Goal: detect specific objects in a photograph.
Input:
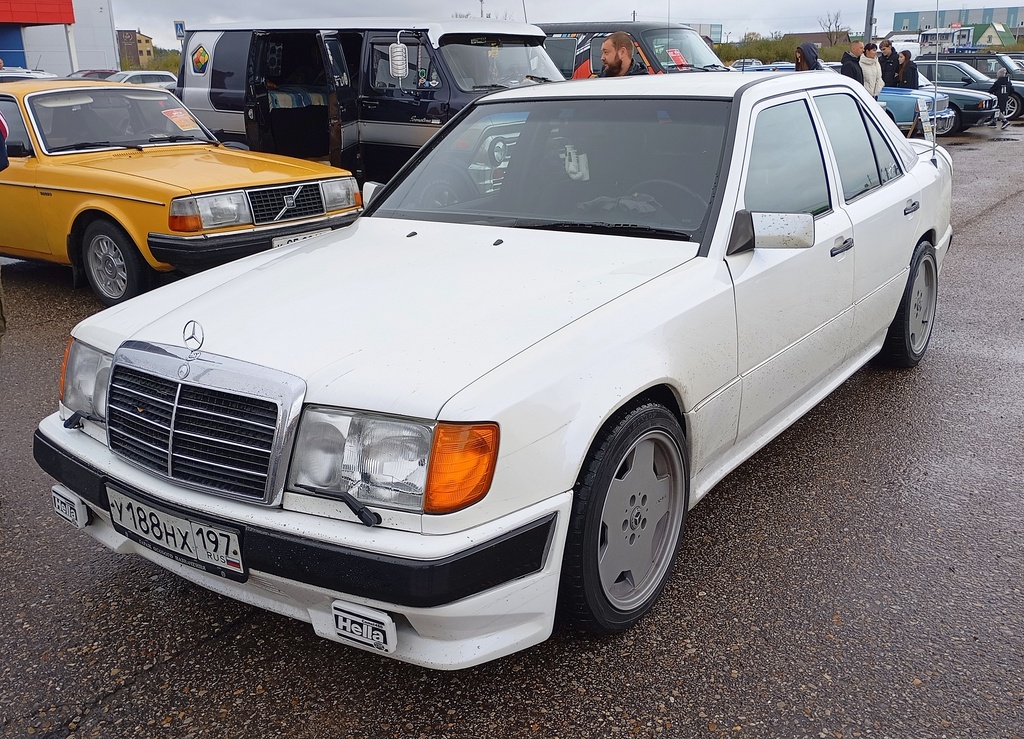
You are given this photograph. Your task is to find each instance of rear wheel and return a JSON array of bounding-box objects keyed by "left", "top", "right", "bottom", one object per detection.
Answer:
[
  {"left": 81, "top": 220, "right": 149, "bottom": 306},
  {"left": 559, "top": 403, "right": 689, "bottom": 633},
  {"left": 877, "top": 240, "right": 938, "bottom": 367}
]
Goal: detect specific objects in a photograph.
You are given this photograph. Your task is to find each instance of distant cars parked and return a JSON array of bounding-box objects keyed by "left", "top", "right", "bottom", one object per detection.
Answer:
[
  {"left": 937, "top": 52, "right": 1024, "bottom": 118},
  {"left": 67, "top": 69, "right": 119, "bottom": 80},
  {"left": 918, "top": 59, "right": 1018, "bottom": 120},
  {"left": 0, "top": 66, "right": 58, "bottom": 83},
  {"left": 0, "top": 80, "right": 361, "bottom": 305},
  {"left": 106, "top": 70, "right": 178, "bottom": 90},
  {"left": 916, "top": 70, "right": 997, "bottom": 133},
  {"left": 730, "top": 58, "right": 764, "bottom": 69}
]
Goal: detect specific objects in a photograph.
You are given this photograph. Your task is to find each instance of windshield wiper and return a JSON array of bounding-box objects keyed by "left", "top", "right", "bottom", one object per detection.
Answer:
[
  {"left": 148, "top": 134, "right": 208, "bottom": 143},
  {"left": 513, "top": 220, "right": 691, "bottom": 240},
  {"left": 524, "top": 74, "right": 554, "bottom": 83},
  {"left": 48, "top": 140, "right": 144, "bottom": 153},
  {"left": 472, "top": 83, "right": 509, "bottom": 90},
  {"left": 698, "top": 63, "right": 731, "bottom": 71}
]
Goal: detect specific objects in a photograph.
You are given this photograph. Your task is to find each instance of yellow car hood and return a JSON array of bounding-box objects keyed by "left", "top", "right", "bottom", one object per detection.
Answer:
[{"left": 69, "top": 144, "right": 339, "bottom": 193}]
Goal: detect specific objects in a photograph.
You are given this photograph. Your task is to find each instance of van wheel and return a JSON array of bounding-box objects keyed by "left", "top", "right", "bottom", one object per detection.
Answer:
[
  {"left": 81, "top": 220, "right": 150, "bottom": 306},
  {"left": 559, "top": 403, "right": 689, "bottom": 633}
]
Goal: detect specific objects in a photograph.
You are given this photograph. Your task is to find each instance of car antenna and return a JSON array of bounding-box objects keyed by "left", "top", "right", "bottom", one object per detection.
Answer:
[{"left": 931, "top": 0, "right": 939, "bottom": 166}]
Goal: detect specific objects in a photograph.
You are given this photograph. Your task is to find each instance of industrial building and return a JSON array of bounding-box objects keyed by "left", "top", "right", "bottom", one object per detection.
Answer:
[{"left": 0, "top": 0, "right": 118, "bottom": 75}]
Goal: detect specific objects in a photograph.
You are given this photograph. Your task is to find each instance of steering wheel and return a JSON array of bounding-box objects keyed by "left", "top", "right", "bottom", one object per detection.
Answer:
[
  {"left": 415, "top": 164, "right": 477, "bottom": 208},
  {"left": 627, "top": 179, "right": 708, "bottom": 221}
]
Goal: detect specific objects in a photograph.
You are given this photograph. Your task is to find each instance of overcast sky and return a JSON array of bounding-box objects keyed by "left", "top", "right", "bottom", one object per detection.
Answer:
[{"left": 114, "top": 1, "right": 967, "bottom": 49}]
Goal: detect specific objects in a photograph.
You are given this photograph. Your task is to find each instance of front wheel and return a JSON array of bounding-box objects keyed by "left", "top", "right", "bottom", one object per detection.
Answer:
[
  {"left": 877, "top": 241, "right": 938, "bottom": 367},
  {"left": 942, "top": 105, "right": 962, "bottom": 136},
  {"left": 559, "top": 403, "right": 689, "bottom": 633},
  {"left": 1005, "top": 93, "right": 1022, "bottom": 121},
  {"left": 81, "top": 220, "right": 150, "bottom": 306}
]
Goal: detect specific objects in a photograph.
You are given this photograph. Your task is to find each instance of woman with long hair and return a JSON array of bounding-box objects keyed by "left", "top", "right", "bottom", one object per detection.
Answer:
[{"left": 897, "top": 50, "right": 919, "bottom": 89}]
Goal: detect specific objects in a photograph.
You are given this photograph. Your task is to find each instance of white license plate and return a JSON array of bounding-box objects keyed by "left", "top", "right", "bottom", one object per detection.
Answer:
[
  {"left": 107, "top": 487, "right": 245, "bottom": 579},
  {"left": 332, "top": 601, "right": 398, "bottom": 654},
  {"left": 272, "top": 228, "right": 330, "bottom": 248},
  {"left": 53, "top": 486, "right": 89, "bottom": 529}
]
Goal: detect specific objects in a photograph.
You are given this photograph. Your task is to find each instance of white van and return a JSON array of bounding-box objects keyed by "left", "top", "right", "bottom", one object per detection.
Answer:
[{"left": 178, "top": 18, "right": 562, "bottom": 182}]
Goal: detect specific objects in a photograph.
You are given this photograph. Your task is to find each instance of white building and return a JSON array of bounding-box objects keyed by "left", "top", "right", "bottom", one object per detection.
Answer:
[{"left": 3, "top": 0, "right": 118, "bottom": 76}]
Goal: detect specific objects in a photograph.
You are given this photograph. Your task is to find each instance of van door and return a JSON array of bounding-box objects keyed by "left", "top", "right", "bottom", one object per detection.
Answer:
[
  {"left": 244, "top": 31, "right": 274, "bottom": 153},
  {"left": 359, "top": 35, "right": 451, "bottom": 183},
  {"left": 321, "top": 31, "right": 357, "bottom": 171}
]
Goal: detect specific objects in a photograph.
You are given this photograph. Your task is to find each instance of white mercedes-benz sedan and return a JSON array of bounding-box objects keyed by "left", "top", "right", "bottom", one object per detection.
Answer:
[{"left": 35, "top": 72, "right": 953, "bottom": 670}]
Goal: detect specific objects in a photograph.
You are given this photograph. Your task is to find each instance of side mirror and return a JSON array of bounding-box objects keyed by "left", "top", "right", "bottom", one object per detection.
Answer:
[
  {"left": 362, "top": 180, "right": 382, "bottom": 206},
  {"left": 5, "top": 139, "right": 32, "bottom": 157},
  {"left": 751, "top": 211, "right": 815, "bottom": 248},
  {"left": 962, "top": 76, "right": 973, "bottom": 84},
  {"left": 389, "top": 42, "right": 410, "bottom": 80}
]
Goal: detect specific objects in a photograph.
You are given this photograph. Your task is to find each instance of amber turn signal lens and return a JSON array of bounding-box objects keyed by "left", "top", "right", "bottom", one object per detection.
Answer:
[
  {"left": 168, "top": 213, "right": 203, "bottom": 232},
  {"left": 59, "top": 337, "right": 73, "bottom": 402},
  {"left": 424, "top": 423, "right": 499, "bottom": 514}
]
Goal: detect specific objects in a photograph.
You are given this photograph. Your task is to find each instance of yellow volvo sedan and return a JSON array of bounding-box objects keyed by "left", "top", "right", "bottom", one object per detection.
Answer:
[{"left": 0, "top": 80, "right": 361, "bottom": 305}]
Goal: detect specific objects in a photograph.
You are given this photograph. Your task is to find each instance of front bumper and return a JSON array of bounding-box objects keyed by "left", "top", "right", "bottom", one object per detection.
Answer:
[
  {"left": 148, "top": 211, "right": 358, "bottom": 272},
  {"left": 34, "top": 415, "right": 571, "bottom": 669}
]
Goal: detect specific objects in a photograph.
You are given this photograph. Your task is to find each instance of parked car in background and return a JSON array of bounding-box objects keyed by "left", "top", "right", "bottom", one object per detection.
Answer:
[
  {"left": 916, "top": 71, "right": 997, "bottom": 133},
  {"left": 106, "top": 69, "right": 178, "bottom": 90},
  {"left": 0, "top": 80, "right": 361, "bottom": 305},
  {"left": 918, "top": 59, "right": 1016, "bottom": 119},
  {"left": 541, "top": 21, "right": 729, "bottom": 78},
  {"left": 735, "top": 62, "right": 795, "bottom": 72},
  {"left": 67, "top": 69, "right": 119, "bottom": 79},
  {"left": 34, "top": 72, "right": 951, "bottom": 670},
  {"left": 730, "top": 57, "right": 764, "bottom": 69},
  {"left": 0, "top": 66, "right": 58, "bottom": 83},
  {"left": 937, "top": 52, "right": 1024, "bottom": 118}
]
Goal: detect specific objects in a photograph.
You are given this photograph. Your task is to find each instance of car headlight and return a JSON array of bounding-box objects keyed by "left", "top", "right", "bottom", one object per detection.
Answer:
[
  {"left": 60, "top": 339, "right": 113, "bottom": 423},
  {"left": 287, "top": 407, "right": 498, "bottom": 514},
  {"left": 169, "top": 192, "right": 253, "bottom": 232},
  {"left": 321, "top": 177, "right": 361, "bottom": 212}
]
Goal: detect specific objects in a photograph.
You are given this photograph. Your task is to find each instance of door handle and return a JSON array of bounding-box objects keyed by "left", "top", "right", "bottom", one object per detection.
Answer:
[
  {"left": 830, "top": 237, "right": 854, "bottom": 257},
  {"left": 904, "top": 200, "right": 920, "bottom": 215},
  {"left": 362, "top": 99, "right": 379, "bottom": 109}
]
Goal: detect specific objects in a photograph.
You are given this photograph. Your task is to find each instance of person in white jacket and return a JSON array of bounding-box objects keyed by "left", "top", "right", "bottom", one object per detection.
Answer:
[{"left": 860, "top": 43, "right": 884, "bottom": 98}]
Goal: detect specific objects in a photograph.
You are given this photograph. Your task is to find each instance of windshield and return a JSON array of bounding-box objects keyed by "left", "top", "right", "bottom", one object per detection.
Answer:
[
  {"left": 29, "top": 87, "right": 216, "bottom": 153},
  {"left": 371, "top": 98, "right": 731, "bottom": 242},
  {"left": 641, "top": 28, "right": 724, "bottom": 71},
  {"left": 438, "top": 35, "right": 564, "bottom": 91}
]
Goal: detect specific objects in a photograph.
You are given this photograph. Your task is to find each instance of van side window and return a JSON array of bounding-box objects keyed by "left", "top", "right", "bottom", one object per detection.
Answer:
[
  {"left": 211, "top": 31, "right": 250, "bottom": 112},
  {"left": 369, "top": 42, "right": 442, "bottom": 90}
]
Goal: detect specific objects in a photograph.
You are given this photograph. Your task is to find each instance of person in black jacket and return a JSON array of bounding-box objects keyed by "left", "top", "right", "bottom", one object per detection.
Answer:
[
  {"left": 840, "top": 40, "right": 865, "bottom": 84},
  {"left": 988, "top": 68, "right": 1013, "bottom": 129},
  {"left": 897, "top": 50, "right": 919, "bottom": 89},
  {"left": 598, "top": 32, "right": 648, "bottom": 77},
  {"left": 878, "top": 39, "right": 899, "bottom": 87}
]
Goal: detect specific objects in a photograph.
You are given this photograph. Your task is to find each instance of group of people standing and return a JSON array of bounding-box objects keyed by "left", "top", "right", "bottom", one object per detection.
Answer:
[
  {"left": 798, "top": 38, "right": 1013, "bottom": 129},
  {"left": 836, "top": 39, "right": 918, "bottom": 95}
]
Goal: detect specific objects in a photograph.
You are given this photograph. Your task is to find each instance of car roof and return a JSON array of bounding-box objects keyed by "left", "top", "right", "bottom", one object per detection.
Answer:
[
  {"left": 0, "top": 79, "right": 174, "bottom": 96},
  {"left": 188, "top": 17, "right": 546, "bottom": 44},
  {"left": 478, "top": 69, "right": 862, "bottom": 103},
  {"left": 539, "top": 21, "right": 697, "bottom": 33}
]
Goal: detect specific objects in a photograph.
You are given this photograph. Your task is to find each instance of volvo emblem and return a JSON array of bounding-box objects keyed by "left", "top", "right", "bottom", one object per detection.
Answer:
[
  {"left": 183, "top": 320, "right": 205, "bottom": 352},
  {"left": 283, "top": 194, "right": 296, "bottom": 208},
  {"left": 178, "top": 364, "right": 190, "bottom": 379}
]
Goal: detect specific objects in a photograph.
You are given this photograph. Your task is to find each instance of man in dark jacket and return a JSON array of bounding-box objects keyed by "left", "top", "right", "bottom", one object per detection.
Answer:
[
  {"left": 988, "top": 68, "right": 1014, "bottom": 129},
  {"left": 840, "top": 40, "right": 865, "bottom": 84},
  {"left": 598, "top": 32, "right": 648, "bottom": 77},
  {"left": 878, "top": 39, "right": 899, "bottom": 87}
]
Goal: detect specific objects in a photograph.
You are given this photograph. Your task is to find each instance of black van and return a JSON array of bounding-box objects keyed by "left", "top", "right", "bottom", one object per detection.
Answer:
[
  {"left": 540, "top": 21, "right": 726, "bottom": 79},
  {"left": 178, "top": 18, "right": 563, "bottom": 182}
]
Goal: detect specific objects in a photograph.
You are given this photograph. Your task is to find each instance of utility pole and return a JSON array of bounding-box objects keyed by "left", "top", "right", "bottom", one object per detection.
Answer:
[
  {"left": 863, "top": 0, "right": 875, "bottom": 42},
  {"left": 632, "top": 10, "right": 636, "bottom": 22}
]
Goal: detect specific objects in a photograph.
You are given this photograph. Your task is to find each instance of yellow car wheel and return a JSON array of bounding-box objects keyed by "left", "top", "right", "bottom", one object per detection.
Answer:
[{"left": 81, "top": 220, "right": 149, "bottom": 307}]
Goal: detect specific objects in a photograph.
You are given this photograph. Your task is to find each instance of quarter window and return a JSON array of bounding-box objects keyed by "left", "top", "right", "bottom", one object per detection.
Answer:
[{"left": 744, "top": 100, "right": 830, "bottom": 215}]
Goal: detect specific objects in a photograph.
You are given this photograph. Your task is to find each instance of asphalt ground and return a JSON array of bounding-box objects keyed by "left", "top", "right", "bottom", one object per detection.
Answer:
[{"left": 1, "top": 125, "right": 1022, "bottom": 738}]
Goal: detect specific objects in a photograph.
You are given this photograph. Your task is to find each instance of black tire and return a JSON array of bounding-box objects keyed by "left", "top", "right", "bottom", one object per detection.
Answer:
[
  {"left": 1006, "top": 93, "right": 1022, "bottom": 121},
  {"left": 81, "top": 220, "right": 150, "bottom": 307},
  {"left": 559, "top": 402, "right": 689, "bottom": 634},
  {"left": 877, "top": 241, "right": 938, "bottom": 368}
]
